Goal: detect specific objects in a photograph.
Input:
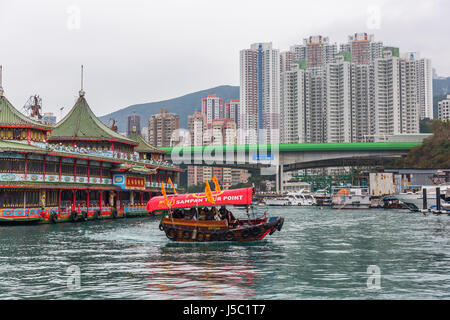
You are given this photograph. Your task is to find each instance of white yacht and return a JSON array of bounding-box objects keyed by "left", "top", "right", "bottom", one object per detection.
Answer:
[
  {"left": 286, "top": 191, "right": 317, "bottom": 206},
  {"left": 263, "top": 197, "right": 290, "bottom": 206}
]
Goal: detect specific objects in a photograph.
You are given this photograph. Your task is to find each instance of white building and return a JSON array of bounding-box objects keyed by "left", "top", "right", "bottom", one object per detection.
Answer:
[
  {"left": 351, "top": 64, "right": 374, "bottom": 142},
  {"left": 372, "top": 50, "right": 420, "bottom": 141},
  {"left": 280, "top": 51, "right": 295, "bottom": 73},
  {"left": 373, "top": 50, "right": 403, "bottom": 139},
  {"left": 305, "top": 67, "right": 327, "bottom": 143},
  {"left": 304, "top": 35, "right": 337, "bottom": 67},
  {"left": 340, "top": 33, "right": 383, "bottom": 65},
  {"left": 201, "top": 94, "right": 223, "bottom": 124},
  {"left": 280, "top": 63, "right": 306, "bottom": 143},
  {"left": 225, "top": 99, "right": 240, "bottom": 127},
  {"left": 239, "top": 42, "right": 280, "bottom": 144},
  {"left": 438, "top": 95, "right": 450, "bottom": 121},
  {"left": 401, "top": 52, "right": 433, "bottom": 120},
  {"left": 325, "top": 55, "right": 353, "bottom": 143}
]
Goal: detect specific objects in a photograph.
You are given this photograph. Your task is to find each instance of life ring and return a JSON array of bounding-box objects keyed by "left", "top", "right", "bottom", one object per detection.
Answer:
[
  {"left": 196, "top": 232, "right": 206, "bottom": 242},
  {"left": 182, "top": 230, "right": 192, "bottom": 240},
  {"left": 159, "top": 223, "right": 165, "bottom": 231},
  {"left": 225, "top": 231, "right": 234, "bottom": 241},
  {"left": 112, "top": 209, "right": 117, "bottom": 219},
  {"left": 94, "top": 210, "right": 101, "bottom": 220},
  {"left": 209, "top": 232, "right": 219, "bottom": 241},
  {"left": 50, "top": 212, "right": 58, "bottom": 224},
  {"left": 166, "top": 228, "right": 177, "bottom": 240},
  {"left": 70, "top": 211, "right": 78, "bottom": 222},
  {"left": 82, "top": 211, "right": 88, "bottom": 221},
  {"left": 241, "top": 229, "right": 250, "bottom": 239}
]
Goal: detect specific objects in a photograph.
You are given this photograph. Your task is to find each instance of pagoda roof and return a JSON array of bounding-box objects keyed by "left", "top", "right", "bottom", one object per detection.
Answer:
[
  {"left": 0, "top": 96, "right": 52, "bottom": 131},
  {"left": 48, "top": 95, "right": 137, "bottom": 146},
  {"left": 128, "top": 131, "right": 167, "bottom": 154}
]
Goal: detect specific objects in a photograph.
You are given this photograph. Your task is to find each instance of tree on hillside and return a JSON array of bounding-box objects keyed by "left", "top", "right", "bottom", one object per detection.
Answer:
[
  {"left": 419, "top": 118, "right": 433, "bottom": 133},
  {"left": 404, "top": 120, "right": 450, "bottom": 168}
]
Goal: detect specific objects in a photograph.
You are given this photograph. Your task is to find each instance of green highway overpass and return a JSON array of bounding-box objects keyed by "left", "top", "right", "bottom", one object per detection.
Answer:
[{"left": 162, "top": 142, "right": 420, "bottom": 171}]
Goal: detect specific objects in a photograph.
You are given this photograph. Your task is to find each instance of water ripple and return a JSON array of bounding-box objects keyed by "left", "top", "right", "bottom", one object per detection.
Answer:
[{"left": 1, "top": 208, "right": 450, "bottom": 299}]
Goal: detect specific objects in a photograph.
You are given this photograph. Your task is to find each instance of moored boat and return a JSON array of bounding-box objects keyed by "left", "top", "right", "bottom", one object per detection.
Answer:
[
  {"left": 147, "top": 187, "right": 284, "bottom": 242},
  {"left": 332, "top": 186, "right": 371, "bottom": 209}
]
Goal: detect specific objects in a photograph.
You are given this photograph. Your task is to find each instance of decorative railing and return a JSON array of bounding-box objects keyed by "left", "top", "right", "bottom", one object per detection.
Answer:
[{"left": 6, "top": 139, "right": 177, "bottom": 169}]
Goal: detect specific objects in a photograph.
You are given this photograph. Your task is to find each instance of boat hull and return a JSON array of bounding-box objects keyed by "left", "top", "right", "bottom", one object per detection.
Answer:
[{"left": 160, "top": 216, "right": 284, "bottom": 242}]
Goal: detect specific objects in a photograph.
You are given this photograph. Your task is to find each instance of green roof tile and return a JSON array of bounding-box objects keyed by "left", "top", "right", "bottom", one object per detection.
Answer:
[
  {"left": 48, "top": 95, "right": 137, "bottom": 145},
  {"left": 128, "top": 131, "right": 167, "bottom": 154},
  {"left": 0, "top": 96, "right": 52, "bottom": 130}
]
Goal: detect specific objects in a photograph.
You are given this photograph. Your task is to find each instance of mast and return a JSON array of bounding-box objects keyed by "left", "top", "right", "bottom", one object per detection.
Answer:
[
  {"left": 0, "top": 65, "right": 4, "bottom": 97},
  {"left": 79, "top": 65, "right": 85, "bottom": 97}
]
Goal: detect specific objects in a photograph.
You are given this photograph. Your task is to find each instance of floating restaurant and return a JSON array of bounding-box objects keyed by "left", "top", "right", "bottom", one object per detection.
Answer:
[{"left": 0, "top": 67, "right": 182, "bottom": 224}]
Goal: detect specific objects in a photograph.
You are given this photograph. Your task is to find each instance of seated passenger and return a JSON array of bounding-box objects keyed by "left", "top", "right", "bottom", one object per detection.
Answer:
[
  {"left": 219, "top": 206, "right": 227, "bottom": 220},
  {"left": 227, "top": 210, "right": 237, "bottom": 224},
  {"left": 173, "top": 209, "right": 184, "bottom": 219},
  {"left": 206, "top": 207, "right": 217, "bottom": 221},
  {"left": 198, "top": 208, "right": 206, "bottom": 220}
]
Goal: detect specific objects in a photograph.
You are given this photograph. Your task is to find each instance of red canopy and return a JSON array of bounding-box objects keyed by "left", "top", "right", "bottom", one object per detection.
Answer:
[{"left": 146, "top": 187, "right": 254, "bottom": 212}]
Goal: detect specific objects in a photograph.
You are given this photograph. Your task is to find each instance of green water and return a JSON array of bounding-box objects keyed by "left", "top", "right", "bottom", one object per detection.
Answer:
[{"left": 1, "top": 207, "right": 450, "bottom": 299}]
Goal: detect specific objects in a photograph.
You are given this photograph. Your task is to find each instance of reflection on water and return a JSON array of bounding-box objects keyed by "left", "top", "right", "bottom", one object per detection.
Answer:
[{"left": 1, "top": 208, "right": 450, "bottom": 299}]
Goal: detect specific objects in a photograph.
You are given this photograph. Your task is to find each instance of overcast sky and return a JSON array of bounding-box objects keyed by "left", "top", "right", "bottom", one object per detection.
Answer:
[{"left": 0, "top": 0, "right": 448, "bottom": 119}]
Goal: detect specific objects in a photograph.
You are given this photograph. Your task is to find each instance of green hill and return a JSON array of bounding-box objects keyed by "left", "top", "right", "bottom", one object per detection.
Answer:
[
  {"left": 404, "top": 120, "right": 450, "bottom": 168},
  {"left": 99, "top": 85, "right": 239, "bottom": 133}
]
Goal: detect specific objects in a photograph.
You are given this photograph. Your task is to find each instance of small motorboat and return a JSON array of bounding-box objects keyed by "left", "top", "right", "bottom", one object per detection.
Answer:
[{"left": 147, "top": 186, "right": 284, "bottom": 242}]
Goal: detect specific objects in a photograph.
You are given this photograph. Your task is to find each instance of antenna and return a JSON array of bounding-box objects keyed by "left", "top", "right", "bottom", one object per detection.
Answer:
[
  {"left": 79, "top": 65, "right": 85, "bottom": 97},
  {"left": 0, "top": 65, "right": 4, "bottom": 97}
]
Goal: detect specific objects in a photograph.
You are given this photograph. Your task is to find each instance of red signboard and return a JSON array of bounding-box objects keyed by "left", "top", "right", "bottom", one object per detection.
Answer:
[
  {"left": 146, "top": 187, "right": 254, "bottom": 212},
  {"left": 126, "top": 176, "right": 145, "bottom": 190}
]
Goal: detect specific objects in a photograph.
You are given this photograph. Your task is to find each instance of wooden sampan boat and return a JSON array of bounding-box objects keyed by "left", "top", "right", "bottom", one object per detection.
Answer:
[{"left": 147, "top": 187, "right": 284, "bottom": 242}]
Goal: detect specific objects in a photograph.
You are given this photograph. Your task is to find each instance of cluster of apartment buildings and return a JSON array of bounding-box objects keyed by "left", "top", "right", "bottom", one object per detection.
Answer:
[
  {"left": 239, "top": 33, "right": 434, "bottom": 144},
  {"left": 125, "top": 95, "right": 250, "bottom": 189},
  {"left": 186, "top": 95, "right": 250, "bottom": 189}
]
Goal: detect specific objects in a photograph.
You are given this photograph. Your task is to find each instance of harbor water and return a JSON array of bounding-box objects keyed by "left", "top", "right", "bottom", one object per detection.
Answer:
[{"left": 1, "top": 206, "right": 450, "bottom": 299}]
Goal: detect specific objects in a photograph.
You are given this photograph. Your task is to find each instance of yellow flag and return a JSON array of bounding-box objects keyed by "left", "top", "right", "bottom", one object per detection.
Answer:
[
  {"left": 205, "top": 180, "right": 215, "bottom": 205},
  {"left": 168, "top": 177, "right": 177, "bottom": 195},
  {"left": 212, "top": 175, "right": 221, "bottom": 192},
  {"left": 161, "top": 182, "right": 170, "bottom": 208}
]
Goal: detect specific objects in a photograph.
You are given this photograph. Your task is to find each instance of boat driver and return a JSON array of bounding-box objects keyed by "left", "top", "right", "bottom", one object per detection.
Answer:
[{"left": 219, "top": 206, "right": 228, "bottom": 220}]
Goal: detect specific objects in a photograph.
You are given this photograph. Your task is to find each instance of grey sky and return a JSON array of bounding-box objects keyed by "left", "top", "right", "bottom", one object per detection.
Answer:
[{"left": 0, "top": 0, "right": 448, "bottom": 120}]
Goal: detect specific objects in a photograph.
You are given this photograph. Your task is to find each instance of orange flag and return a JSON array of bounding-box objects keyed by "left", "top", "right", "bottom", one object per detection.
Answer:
[
  {"left": 168, "top": 177, "right": 177, "bottom": 195},
  {"left": 205, "top": 180, "right": 215, "bottom": 205},
  {"left": 212, "top": 175, "right": 221, "bottom": 192},
  {"left": 161, "top": 182, "right": 170, "bottom": 208}
]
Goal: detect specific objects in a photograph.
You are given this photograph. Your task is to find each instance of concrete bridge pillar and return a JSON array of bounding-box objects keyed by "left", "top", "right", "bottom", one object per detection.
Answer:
[{"left": 276, "top": 164, "right": 284, "bottom": 194}]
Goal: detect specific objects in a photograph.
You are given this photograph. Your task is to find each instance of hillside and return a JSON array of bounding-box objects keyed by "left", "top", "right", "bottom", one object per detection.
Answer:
[
  {"left": 99, "top": 85, "right": 239, "bottom": 133},
  {"left": 404, "top": 120, "right": 450, "bottom": 168}
]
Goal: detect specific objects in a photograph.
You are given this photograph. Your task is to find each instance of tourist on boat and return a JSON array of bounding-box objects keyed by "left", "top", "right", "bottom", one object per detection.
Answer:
[
  {"left": 173, "top": 209, "right": 184, "bottom": 219},
  {"left": 185, "top": 208, "right": 197, "bottom": 220},
  {"left": 206, "top": 207, "right": 217, "bottom": 220},
  {"left": 227, "top": 210, "right": 237, "bottom": 225},
  {"left": 198, "top": 208, "right": 206, "bottom": 220},
  {"left": 219, "top": 206, "right": 228, "bottom": 219}
]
